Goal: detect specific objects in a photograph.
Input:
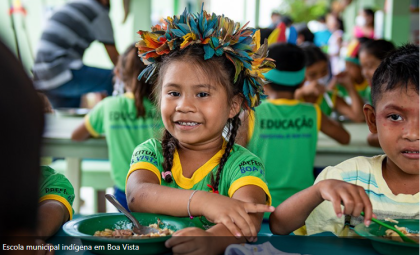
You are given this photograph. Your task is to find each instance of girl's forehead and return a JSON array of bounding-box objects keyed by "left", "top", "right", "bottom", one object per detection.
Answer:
[{"left": 162, "top": 61, "right": 219, "bottom": 88}]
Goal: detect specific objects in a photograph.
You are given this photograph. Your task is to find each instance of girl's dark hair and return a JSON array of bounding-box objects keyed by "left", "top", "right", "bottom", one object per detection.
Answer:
[
  {"left": 363, "top": 8, "right": 375, "bottom": 26},
  {"left": 300, "top": 43, "right": 328, "bottom": 67},
  {"left": 296, "top": 24, "right": 314, "bottom": 43},
  {"left": 118, "top": 44, "right": 153, "bottom": 118},
  {"left": 371, "top": 44, "right": 419, "bottom": 106},
  {"left": 266, "top": 43, "right": 306, "bottom": 90},
  {"left": 156, "top": 45, "right": 244, "bottom": 191},
  {"left": 359, "top": 39, "right": 395, "bottom": 61}
]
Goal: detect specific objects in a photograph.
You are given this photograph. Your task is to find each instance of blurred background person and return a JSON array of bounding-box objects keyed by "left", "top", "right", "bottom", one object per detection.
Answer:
[
  {"left": 326, "top": 13, "right": 345, "bottom": 75},
  {"left": 353, "top": 8, "right": 376, "bottom": 39}
]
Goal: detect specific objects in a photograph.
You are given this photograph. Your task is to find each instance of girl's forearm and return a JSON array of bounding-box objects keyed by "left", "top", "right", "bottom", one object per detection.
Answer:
[
  {"left": 269, "top": 184, "right": 323, "bottom": 235},
  {"left": 347, "top": 87, "right": 365, "bottom": 122},
  {"left": 127, "top": 183, "right": 208, "bottom": 217}
]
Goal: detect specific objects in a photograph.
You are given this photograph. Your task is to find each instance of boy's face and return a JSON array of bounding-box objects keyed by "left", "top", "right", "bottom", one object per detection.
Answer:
[
  {"left": 345, "top": 61, "right": 364, "bottom": 83},
  {"left": 364, "top": 85, "right": 419, "bottom": 174}
]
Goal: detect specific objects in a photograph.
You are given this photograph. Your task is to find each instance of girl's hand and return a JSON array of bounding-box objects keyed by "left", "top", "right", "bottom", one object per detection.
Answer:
[
  {"left": 194, "top": 192, "right": 274, "bottom": 242},
  {"left": 165, "top": 227, "right": 219, "bottom": 255},
  {"left": 334, "top": 72, "right": 354, "bottom": 91},
  {"left": 315, "top": 179, "right": 373, "bottom": 226},
  {"left": 301, "top": 81, "right": 326, "bottom": 97}
]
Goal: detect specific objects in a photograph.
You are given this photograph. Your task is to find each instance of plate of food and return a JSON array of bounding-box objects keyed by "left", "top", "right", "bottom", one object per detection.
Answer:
[
  {"left": 354, "top": 218, "right": 419, "bottom": 255},
  {"left": 63, "top": 213, "right": 196, "bottom": 255}
]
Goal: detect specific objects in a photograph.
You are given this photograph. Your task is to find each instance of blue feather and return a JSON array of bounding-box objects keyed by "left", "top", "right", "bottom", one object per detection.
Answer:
[
  {"left": 171, "top": 29, "right": 186, "bottom": 37},
  {"left": 211, "top": 37, "right": 219, "bottom": 48},
  {"left": 203, "top": 28, "right": 214, "bottom": 38},
  {"left": 204, "top": 45, "right": 215, "bottom": 60},
  {"left": 177, "top": 23, "right": 190, "bottom": 34},
  {"left": 215, "top": 47, "right": 223, "bottom": 56},
  {"left": 189, "top": 16, "right": 201, "bottom": 39}
]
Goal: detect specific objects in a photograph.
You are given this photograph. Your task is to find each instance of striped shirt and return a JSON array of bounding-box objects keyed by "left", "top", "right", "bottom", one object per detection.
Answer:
[
  {"left": 32, "top": 0, "right": 115, "bottom": 90},
  {"left": 305, "top": 155, "right": 419, "bottom": 236}
]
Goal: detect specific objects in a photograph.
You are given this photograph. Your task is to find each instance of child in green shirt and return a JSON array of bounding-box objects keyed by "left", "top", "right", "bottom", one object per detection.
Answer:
[
  {"left": 72, "top": 45, "right": 161, "bottom": 210},
  {"left": 126, "top": 6, "right": 275, "bottom": 254},
  {"left": 238, "top": 43, "right": 350, "bottom": 213}
]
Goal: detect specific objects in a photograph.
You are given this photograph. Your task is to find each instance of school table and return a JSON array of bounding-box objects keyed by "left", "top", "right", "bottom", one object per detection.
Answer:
[
  {"left": 41, "top": 114, "right": 383, "bottom": 213},
  {"left": 47, "top": 217, "right": 380, "bottom": 255}
]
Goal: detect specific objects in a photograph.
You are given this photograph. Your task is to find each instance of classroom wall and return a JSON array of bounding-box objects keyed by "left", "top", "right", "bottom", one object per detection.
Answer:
[{"left": 0, "top": 0, "right": 152, "bottom": 76}]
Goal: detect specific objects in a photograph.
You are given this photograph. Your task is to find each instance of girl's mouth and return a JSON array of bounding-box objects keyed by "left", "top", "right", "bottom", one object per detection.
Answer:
[
  {"left": 402, "top": 151, "right": 419, "bottom": 159},
  {"left": 176, "top": 121, "right": 199, "bottom": 126}
]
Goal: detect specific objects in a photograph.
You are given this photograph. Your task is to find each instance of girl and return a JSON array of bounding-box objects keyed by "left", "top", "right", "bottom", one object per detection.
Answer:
[
  {"left": 295, "top": 44, "right": 365, "bottom": 122},
  {"left": 71, "top": 44, "right": 160, "bottom": 210},
  {"left": 326, "top": 13, "right": 344, "bottom": 75},
  {"left": 353, "top": 8, "right": 375, "bottom": 39},
  {"left": 359, "top": 39, "right": 395, "bottom": 147},
  {"left": 126, "top": 6, "right": 274, "bottom": 255}
]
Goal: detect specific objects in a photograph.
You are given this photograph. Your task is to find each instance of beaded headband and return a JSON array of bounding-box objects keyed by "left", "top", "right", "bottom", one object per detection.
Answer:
[{"left": 135, "top": 4, "right": 275, "bottom": 110}]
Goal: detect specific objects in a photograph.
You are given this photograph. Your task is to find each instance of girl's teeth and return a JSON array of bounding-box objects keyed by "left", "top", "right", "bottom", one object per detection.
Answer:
[
  {"left": 179, "top": 122, "right": 197, "bottom": 126},
  {"left": 404, "top": 151, "right": 419, "bottom": 153}
]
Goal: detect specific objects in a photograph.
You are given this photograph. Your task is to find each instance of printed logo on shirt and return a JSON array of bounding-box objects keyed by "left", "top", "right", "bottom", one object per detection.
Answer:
[
  {"left": 239, "top": 160, "right": 264, "bottom": 175},
  {"left": 131, "top": 150, "right": 158, "bottom": 166},
  {"left": 110, "top": 111, "right": 156, "bottom": 121},
  {"left": 260, "top": 116, "right": 314, "bottom": 130},
  {"left": 45, "top": 188, "right": 68, "bottom": 194}
]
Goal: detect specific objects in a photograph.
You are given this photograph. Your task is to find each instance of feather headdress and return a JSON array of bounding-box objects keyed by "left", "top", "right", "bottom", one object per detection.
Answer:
[{"left": 136, "top": 3, "right": 275, "bottom": 110}]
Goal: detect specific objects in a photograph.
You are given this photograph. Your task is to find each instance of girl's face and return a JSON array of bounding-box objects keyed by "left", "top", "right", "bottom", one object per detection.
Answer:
[
  {"left": 345, "top": 61, "right": 364, "bottom": 83},
  {"left": 359, "top": 50, "right": 381, "bottom": 85},
  {"left": 305, "top": 60, "right": 328, "bottom": 82},
  {"left": 160, "top": 61, "right": 239, "bottom": 146}
]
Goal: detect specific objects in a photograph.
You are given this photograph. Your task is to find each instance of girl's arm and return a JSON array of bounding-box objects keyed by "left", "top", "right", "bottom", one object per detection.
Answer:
[
  {"left": 165, "top": 185, "right": 267, "bottom": 255},
  {"left": 126, "top": 170, "right": 273, "bottom": 239},
  {"left": 269, "top": 179, "right": 373, "bottom": 235},
  {"left": 320, "top": 112, "right": 350, "bottom": 144},
  {"left": 71, "top": 122, "right": 91, "bottom": 141},
  {"left": 335, "top": 95, "right": 365, "bottom": 123}
]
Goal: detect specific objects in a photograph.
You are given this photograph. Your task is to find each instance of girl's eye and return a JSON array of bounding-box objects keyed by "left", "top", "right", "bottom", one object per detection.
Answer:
[
  {"left": 197, "top": 92, "right": 209, "bottom": 97},
  {"left": 388, "top": 114, "right": 402, "bottom": 121},
  {"left": 168, "top": 91, "right": 180, "bottom": 97}
]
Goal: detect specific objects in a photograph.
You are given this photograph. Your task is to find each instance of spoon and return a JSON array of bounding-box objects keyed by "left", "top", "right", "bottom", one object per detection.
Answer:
[
  {"left": 360, "top": 212, "right": 417, "bottom": 244},
  {"left": 105, "top": 194, "right": 159, "bottom": 235}
]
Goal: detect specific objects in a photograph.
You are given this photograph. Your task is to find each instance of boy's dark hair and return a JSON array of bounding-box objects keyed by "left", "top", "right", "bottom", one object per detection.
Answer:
[
  {"left": 119, "top": 44, "right": 153, "bottom": 118},
  {"left": 300, "top": 43, "right": 328, "bottom": 67},
  {"left": 359, "top": 39, "right": 395, "bottom": 61},
  {"left": 266, "top": 43, "right": 306, "bottom": 92},
  {"left": 371, "top": 44, "right": 419, "bottom": 106},
  {"left": 156, "top": 45, "right": 244, "bottom": 192}
]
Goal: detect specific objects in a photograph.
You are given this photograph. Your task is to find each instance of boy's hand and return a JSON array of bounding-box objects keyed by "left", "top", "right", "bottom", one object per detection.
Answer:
[
  {"left": 315, "top": 179, "right": 373, "bottom": 227},
  {"left": 193, "top": 192, "right": 274, "bottom": 242},
  {"left": 165, "top": 227, "right": 217, "bottom": 255}
]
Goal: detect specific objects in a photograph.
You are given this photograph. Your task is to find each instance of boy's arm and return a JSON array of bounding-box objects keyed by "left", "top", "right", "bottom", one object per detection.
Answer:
[
  {"left": 36, "top": 200, "right": 70, "bottom": 239},
  {"left": 320, "top": 112, "right": 350, "bottom": 144},
  {"left": 71, "top": 122, "right": 91, "bottom": 141}
]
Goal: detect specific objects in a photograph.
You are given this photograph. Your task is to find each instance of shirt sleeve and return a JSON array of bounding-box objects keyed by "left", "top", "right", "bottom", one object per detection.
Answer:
[
  {"left": 226, "top": 149, "right": 272, "bottom": 205},
  {"left": 305, "top": 166, "right": 348, "bottom": 236},
  {"left": 84, "top": 100, "right": 105, "bottom": 137},
  {"left": 39, "top": 166, "right": 75, "bottom": 220},
  {"left": 92, "top": 12, "right": 115, "bottom": 44},
  {"left": 126, "top": 139, "right": 163, "bottom": 186}
]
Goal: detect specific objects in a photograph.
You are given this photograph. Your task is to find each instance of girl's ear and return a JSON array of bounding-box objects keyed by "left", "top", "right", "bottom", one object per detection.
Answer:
[
  {"left": 363, "top": 104, "right": 377, "bottom": 134},
  {"left": 229, "top": 95, "right": 243, "bottom": 118}
]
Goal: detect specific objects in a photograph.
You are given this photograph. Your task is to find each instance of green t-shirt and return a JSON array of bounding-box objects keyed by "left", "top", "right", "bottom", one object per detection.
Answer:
[
  {"left": 39, "top": 166, "right": 75, "bottom": 220},
  {"left": 247, "top": 99, "right": 320, "bottom": 213},
  {"left": 127, "top": 138, "right": 271, "bottom": 205},
  {"left": 316, "top": 90, "right": 338, "bottom": 117},
  {"left": 337, "top": 79, "right": 371, "bottom": 104},
  {"left": 85, "top": 93, "right": 161, "bottom": 191}
]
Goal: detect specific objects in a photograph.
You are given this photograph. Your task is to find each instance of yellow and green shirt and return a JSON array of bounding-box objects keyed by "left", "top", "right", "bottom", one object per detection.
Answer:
[
  {"left": 247, "top": 99, "right": 321, "bottom": 215},
  {"left": 39, "top": 166, "right": 75, "bottom": 220},
  {"left": 306, "top": 155, "right": 419, "bottom": 236},
  {"left": 85, "top": 93, "right": 161, "bottom": 191},
  {"left": 127, "top": 138, "right": 271, "bottom": 205},
  {"left": 337, "top": 79, "right": 371, "bottom": 104}
]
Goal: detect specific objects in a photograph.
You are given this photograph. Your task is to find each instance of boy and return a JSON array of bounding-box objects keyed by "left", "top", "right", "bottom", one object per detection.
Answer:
[
  {"left": 269, "top": 44, "right": 419, "bottom": 236},
  {"left": 237, "top": 43, "right": 350, "bottom": 215}
]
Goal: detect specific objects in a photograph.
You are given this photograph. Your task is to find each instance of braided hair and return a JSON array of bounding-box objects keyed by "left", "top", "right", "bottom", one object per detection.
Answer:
[{"left": 155, "top": 45, "right": 245, "bottom": 190}]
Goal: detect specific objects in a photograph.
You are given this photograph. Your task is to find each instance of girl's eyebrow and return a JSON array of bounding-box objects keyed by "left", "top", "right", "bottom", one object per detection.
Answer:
[{"left": 163, "top": 83, "right": 215, "bottom": 90}]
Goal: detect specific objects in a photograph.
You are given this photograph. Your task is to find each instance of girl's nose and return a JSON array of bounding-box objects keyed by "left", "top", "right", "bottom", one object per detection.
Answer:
[{"left": 175, "top": 96, "right": 196, "bottom": 113}]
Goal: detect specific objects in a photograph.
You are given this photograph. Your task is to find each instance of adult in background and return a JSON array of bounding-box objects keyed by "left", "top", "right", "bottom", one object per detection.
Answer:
[
  {"left": 32, "top": 0, "right": 119, "bottom": 108},
  {"left": 353, "top": 8, "right": 375, "bottom": 39}
]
